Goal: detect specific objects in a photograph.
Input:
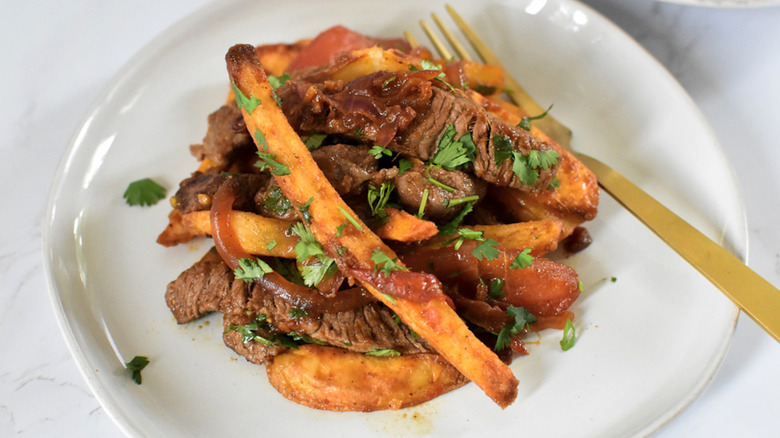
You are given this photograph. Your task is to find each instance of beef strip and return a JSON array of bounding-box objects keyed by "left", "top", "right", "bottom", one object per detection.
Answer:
[
  {"left": 277, "top": 70, "right": 559, "bottom": 191},
  {"left": 394, "top": 161, "right": 486, "bottom": 222},
  {"left": 189, "top": 103, "right": 254, "bottom": 168},
  {"left": 171, "top": 171, "right": 270, "bottom": 214},
  {"left": 222, "top": 313, "right": 290, "bottom": 365},
  {"left": 165, "top": 248, "right": 434, "bottom": 357},
  {"left": 310, "top": 144, "right": 378, "bottom": 195}
]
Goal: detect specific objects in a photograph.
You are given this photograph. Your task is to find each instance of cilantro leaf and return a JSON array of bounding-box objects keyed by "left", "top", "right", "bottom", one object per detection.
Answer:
[
  {"left": 337, "top": 206, "right": 363, "bottom": 231},
  {"left": 527, "top": 150, "right": 560, "bottom": 170},
  {"left": 511, "top": 153, "right": 539, "bottom": 185},
  {"left": 509, "top": 248, "right": 534, "bottom": 270},
  {"left": 231, "top": 80, "right": 261, "bottom": 114},
  {"left": 397, "top": 159, "right": 413, "bottom": 175},
  {"left": 290, "top": 222, "right": 325, "bottom": 262},
  {"left": 301, "top": 256, "right": 337, "bottom": 287},
  {"left": 262, "top": 185, "right": 292, "bottom": 216},
  {"left": 123, "top": 178, "right": 166, "bottom": 206},
  {"left": 125, "top": 355, "right": 150, "bottom": 385},
  {"left": 431, "top": 124, "right": 476, "bottom": 170},
  {"left": 267, "top": 73, "right": 291, "bottom": 89},
  {"left": 472, "top": 238, "right": 499, "bottom": 261},
  {"left": 488, "top": 278, "right": 506, "bottom": 298},
  {"left": 299, "top": 197, "right": 314, "bottom": 223},
  {"left": 560, "top": 318, "right": 576, "bottom": 351},
  {"left": 289, "top": 308, "right": 309, "bottom": 319},
  {"left": 371, "top": 248, "right": 408, "bottom": 276},
  {"left": 494, "top": 306, "right": 537, "bottom": 351},
  {"left": 417, "top": 188, "right": 429, "bottom": 219},
  {"left": 369, "top": 145, "right": 393, "bottom": 159},
  {"left": 517, "top": 104, "right": 553, "bottom": 131},
  {"left": 367, "top": 182, "right": 395, "bottom": 219},
  {"left": 234, "top": 258, "right": 273, "bottom": 282},
  {"left": 253, "top": 130, "right": 290, "bottom": 175},
  {"left": 304, "top": 133, "right": 327, "bottom": 151},
  {"left": 492, "top": 134, "right": 514, "bottom": 165},
  {"left": 438, "top": 201, "right": 474, "bottom": 236}
]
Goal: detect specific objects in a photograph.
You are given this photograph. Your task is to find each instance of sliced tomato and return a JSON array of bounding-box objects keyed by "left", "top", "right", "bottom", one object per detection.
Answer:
[{"left": 286, "top": 25, "right": 410, "bottom": 72}]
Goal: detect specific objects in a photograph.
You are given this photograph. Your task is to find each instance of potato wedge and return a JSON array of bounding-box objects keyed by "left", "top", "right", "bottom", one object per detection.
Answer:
[
  {"left": 226, "top": 44, "right": 518, "bottom": 408},
  {"left": 267, "top": 345, "right": 467, "bottom": 411},
  {"left": 420, "top": 219, "right": 564, "bottom": 256},
  {"left": 374, "top": 208, "right": 439, "bottom": 242},
  {"left": 178, "top": 210, "right": 298, "bottom": 258}
]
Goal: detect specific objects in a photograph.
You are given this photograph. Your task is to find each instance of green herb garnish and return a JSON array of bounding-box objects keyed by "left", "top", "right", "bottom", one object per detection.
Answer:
[
  {"left": 371, "top": 249, "right": 408, "bottom": 276},
  {"left": 365, "top": 349, "right": 401, "bottom": 357},
  {"left": 337, "top": 206, "right": 363, "bottom": 231},
  {"left": 125, "top": 355, "right": 150, "bottom": 385},
  {"left": 560, "top": 318, "right": 576, "bottom": 351},
  {"left": 367, "top": 181, "right": 395, "bottom": 219},
  {"left": 234, "top": 258, "right": 273, "bottom": 282},
  {"left": 253, "top": 130, "right": 290, "bottom": 176},
  {"left": 231, "top": 80, "right": 262, "bottom": 114},
  {"left": 123, "top": 178, "right": 166, "bottom": 206},
  {"left": 509, "top": 248, "right": 534, "bottom": 270},
  {"left": 304, "top": 133, "right": 327, "bottom": 151},
  {"left": 518, "top": 104, "right": 553, "bottom": 131},
  {"left": 369, "top": 145, "right": 393, "bottom": 159},
  {"left": 494, "top": 306, "right": 537, "bottom": 351},
  {"left": 430, "top": 124, "right": 476, "bottom": 170}
]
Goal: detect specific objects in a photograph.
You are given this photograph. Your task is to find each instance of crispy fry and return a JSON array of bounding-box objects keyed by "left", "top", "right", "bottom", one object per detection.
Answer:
[
  {"left": 467, "top": 91, "right": 599, "bottom": 236},
  {"left": 374, "top": 208, "right": 439, "bottom": 242},
  {"left": 226, "top": 44, "right": 518, "bottom": 407},
  {"left": 157, "top": 209, "right": 198, "bottom": 247},
  {"left": 421, "top": 219, "right": 564, "bottom": 256},
  {"left": 255, "top": 39, "right": 311, "bottom": 77},
  {"left": 179, "top": 210, "right": 298, "bottom": 258},
  {"left": 267, "top": 345, "right": 467, "bottom": 412}
]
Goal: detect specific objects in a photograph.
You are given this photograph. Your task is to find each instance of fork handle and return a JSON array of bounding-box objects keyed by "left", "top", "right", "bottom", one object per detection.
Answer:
[{"left": 575, "top": 152, "right": 780, "bottom": 343}]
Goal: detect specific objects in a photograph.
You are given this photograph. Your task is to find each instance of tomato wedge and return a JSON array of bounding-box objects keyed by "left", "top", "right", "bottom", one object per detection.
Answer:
[{"left": 286, "top": 25, "right": 410, "bottom": 72}]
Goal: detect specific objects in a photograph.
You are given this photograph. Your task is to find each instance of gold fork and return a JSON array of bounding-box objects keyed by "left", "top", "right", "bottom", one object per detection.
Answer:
[{"left": 409, "top": 5, "right": 780, "bottom": 344}]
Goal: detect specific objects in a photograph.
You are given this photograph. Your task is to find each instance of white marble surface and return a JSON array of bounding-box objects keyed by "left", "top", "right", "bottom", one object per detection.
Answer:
[{"left": 1, "top": 0, "right": 778, "bottom": 436}]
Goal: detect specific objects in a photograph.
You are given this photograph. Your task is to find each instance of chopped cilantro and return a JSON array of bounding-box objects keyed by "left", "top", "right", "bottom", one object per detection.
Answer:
[
  {"left": 494, "top": 306, "right": 537, "bottom": 351},
  {"left": 442, "top": 227, "right": 485, "bottom": 250},
  {"left": 472, "top": 238, "right": 499, "bottom": 261},
  {"left": 266, "top": 240, "right": 277, "bottom": 251},
  {"left": 365, "top": 349, "right": 401, "bottom": 357},
  {"left": 380, "top": 292, "right": 397, "bottom": 304},
  {"left": 560, "top": 318, "right": 576, "bottom": 351},
  {"left": 488, "top": 278, "right": 506, "bottom": 298},
  {"left": 225, "top": 314, "right": 298, "bottom": 349},
  {"left": 299, "top": 197, "right": 314, "bottom": 223},
  {"left": 427, "top": 175, "right": 456, "bottom": 192},
  {"left": 382, "top": 75, "right": 397, "bottom": 87},
  {"left": 268, "top": 73, "right": 291, "bottom": 89},
  {"left": 125, "top": 355, "right": 150, "bottom": 385},
  {"left": 411, "top": 60, "right": 456, "bottom": 91},
  {"left": 234, "top": 258, "right": 273, "bottom": 282},
  {"left": 301, "top": 256, "right": 337, "bottom": 287},
  {"left": 397, "top": 159, "right": 413, "bottom": 175},
  {"left": 528, "top": 149, "right": 560, "bottom": 170},
  {"left": 491, "top": 134, "right": 560, "bottom": 186},
  {"left": 367, "top": 182, "right": 395, "bottom": 219},
  {"left": 430, "top": 124, "right": 476, "bottom": 170},
  {"left": 337, "top": 206, "right": 363, "bottom": 231},
  {"left": 369, "top": 145, "right": 393, "bottom": 159},
  {"left": 335, "top": 223, "right": 346, "bottom": 237},
  {"left": 438, "top": 201, "right": 474, "bottom": 236},
  {"left": 289, "top": 308, "right": 309, "bottom": 319},
  {"left": 371, "top": 249, "right": 407, "bottom": 276},
  {"left": 417, "top": 188, "right": 429, "bottom": 219},
  {"left": 547, "top": 176, "right": 561, "bottom": 190},
  {"left": 445, "top": 195, "right": 480, "bottom": 208},
  {"left": 262, "top": 185, "right": 292, "bottom": 216},
  {"left": 253, "top": 130, "right": 290, "bottom": 175},
  {"left": 509, "top": 248, "right": 534, "bottom": 270},
  {"left": 304, "top": 133, "right": 327, "bottom": 151},
  {"left": 290, "top": 222, "right": 325, "bottom": 262},
  {"left": 123, "top": 178, "right": 166, "bottom": 206},
  {"left": 231, "top": 80, "right": 262, "bottom": 114},
  {"left": 288, "top": 331, "right": 328, "bottom": 345},
  {"left": 517, "top": 104, "right": 553, "bottom": 131},
  {"left": 273, "top": 258, "right": 306, "bottom": 286}
]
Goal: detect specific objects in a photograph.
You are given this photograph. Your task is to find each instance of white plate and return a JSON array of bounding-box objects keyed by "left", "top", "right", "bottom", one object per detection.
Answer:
[{"left": 43, "top": 0, "right": 745, "bottom": 436}]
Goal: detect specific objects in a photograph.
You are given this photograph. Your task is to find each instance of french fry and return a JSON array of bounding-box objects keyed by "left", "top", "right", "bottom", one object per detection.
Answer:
[
  {"left": 420, "top": 219, "right": 564, "bottom": 256},
  {"left": 255, "top": 39, "right": 311, "bottom": 77},
  {"left": 374, "top": 208, "right": 439, "bottom": 242},
  {"left": 179, "top": 210, "right": 298, "bottom": 258},
  {"left": 226, "top": 44, "right": 518, "bottom": 408},
  {"left": 266, "top": 345, "right": 467, "bottom": 412}
]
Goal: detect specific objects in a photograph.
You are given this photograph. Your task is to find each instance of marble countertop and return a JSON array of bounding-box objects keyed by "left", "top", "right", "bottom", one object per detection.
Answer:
[{"left": 2, "top": 0, "right": 778, "bottom": 436}]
